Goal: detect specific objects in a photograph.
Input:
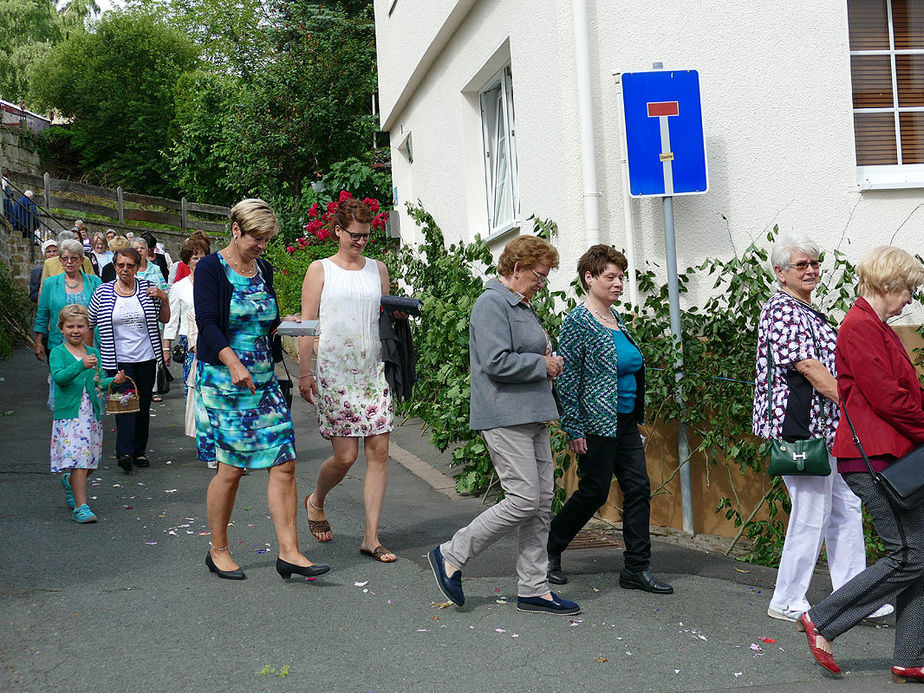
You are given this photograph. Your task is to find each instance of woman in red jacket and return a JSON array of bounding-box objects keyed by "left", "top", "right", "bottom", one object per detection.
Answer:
[{"left": 797, "top": 246, "right": 924, "bottom": 682}]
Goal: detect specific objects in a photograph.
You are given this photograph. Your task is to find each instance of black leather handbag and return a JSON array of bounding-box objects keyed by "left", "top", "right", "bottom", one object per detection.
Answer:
[{"left": 841, "top": 407, "right": 924, "bottom": 512}]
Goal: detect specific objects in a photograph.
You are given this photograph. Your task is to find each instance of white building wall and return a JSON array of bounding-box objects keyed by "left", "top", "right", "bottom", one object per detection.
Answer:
[{"left": 376, "top": 0, "right": 924, "bottom": 323}]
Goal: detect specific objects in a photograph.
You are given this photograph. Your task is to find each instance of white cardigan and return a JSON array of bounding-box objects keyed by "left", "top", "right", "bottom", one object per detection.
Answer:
[{"left": 164, "top": 276, "right": 194, "bottom": 341}]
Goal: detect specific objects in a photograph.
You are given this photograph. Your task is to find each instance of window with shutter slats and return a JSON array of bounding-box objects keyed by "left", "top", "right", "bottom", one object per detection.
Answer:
[{"left": 848, "top": 0, "right": 924, "bottom": 185}]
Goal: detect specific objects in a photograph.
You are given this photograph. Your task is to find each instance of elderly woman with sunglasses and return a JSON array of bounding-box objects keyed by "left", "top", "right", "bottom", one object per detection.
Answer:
[{"left": 753, "top": 232, "right": 891, "bottom": 624}]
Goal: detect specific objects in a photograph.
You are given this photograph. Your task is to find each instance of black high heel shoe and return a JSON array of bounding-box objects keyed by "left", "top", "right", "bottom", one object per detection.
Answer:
[
  {"left": 276, "top": 557, "right": 330, "bottom": 580},
  {"left": 205, "top": 552, "right": 246, "bottom": 580}
]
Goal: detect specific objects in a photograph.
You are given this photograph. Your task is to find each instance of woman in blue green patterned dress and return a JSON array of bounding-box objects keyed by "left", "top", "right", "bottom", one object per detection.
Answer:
[{"left": 194, "top": 198, "right": 329, "bottom": 581}]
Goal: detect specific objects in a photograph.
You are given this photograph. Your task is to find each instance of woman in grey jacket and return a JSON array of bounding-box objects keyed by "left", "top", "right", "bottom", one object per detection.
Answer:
[{"left": 428, "top": 235, "right": 580, "bottom": 615}]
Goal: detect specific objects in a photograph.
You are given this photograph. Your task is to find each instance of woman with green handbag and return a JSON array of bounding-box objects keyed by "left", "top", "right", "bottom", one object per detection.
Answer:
[{"left": 752, "top": 232, "right": 891, "bottom": 623}]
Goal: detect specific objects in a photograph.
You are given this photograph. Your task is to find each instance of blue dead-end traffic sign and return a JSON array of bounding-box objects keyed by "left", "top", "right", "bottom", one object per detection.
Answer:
[{"left": 622, "top": 70, "right": 708, "bottom": 197}]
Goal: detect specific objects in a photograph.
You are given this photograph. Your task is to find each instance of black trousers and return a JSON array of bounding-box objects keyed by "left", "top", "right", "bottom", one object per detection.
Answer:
[
  {"left": 107, "top": 359, "right": 156, "bottom": 459},
  {"left": 547, "top": 417, "right": 652, "bottom": 572}
]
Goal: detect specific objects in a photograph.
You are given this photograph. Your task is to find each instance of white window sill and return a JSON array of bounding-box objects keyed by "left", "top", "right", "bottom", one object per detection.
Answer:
[
  {"left": 857, "top": 165, "right": 924, "bottom": 190},
  {"left": 484, "top": 220, "right": 520, "bottom": 243}
]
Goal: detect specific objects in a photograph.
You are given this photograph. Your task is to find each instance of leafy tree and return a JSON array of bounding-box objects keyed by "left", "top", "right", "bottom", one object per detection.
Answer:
[
  {"left": 167, "top": 69, "right": 243, "bottom": 205},
  {"left": 29, "top": 9, "right": 198, "bottom": 194},
  {"left": 218, "top": 2, "right": 379, "bottom": 199},
  {"left": 129, "top": 0, "right": 267, "bottom": 78},
  {"left": 0, "top": 0, "right": 81, "bottom": 101}
]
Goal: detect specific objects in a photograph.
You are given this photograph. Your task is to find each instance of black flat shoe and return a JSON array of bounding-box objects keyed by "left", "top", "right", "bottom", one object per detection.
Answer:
[
  {"left": 276, "top": 557, "right": 330, "bottom": 580},
  {"left": 619, "top": 568, "right": 673, "bottom": 594},
  {"left": 133, "top": 455, "right": 150, "bottom": 468},
  {"left": 117, "top": 455, "right": 133, "bottom": 474},
  {"left": 547, "top": 552, "right": 568, "bottom": 585},
  {"left": 205, "top": 552, "right": 246, "bottom": 580}
]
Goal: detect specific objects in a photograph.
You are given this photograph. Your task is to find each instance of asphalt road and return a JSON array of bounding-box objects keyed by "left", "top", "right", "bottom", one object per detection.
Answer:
[{"left": 0, "top": 346, "right": 898, "bottom": 692}]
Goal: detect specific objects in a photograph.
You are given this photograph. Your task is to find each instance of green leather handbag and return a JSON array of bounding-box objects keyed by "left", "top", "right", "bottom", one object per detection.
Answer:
[
  {"left": 769, "top": 437, "right": 831, "bottom": 476},
  {"left": 765, "top": 333, "right": 831, "bottom": 477}
]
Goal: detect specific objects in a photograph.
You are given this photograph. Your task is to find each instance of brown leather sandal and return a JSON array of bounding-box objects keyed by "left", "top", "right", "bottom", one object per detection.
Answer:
[
  {"left": 360, "top": 546, "right": 397, "bottom": 563},
  {"left": 305, "top": 494, "right": 332, "bottom": 542}
]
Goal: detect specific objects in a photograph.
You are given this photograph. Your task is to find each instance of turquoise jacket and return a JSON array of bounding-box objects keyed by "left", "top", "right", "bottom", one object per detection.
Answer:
[
  {"left": 34, "top": 272, "right": 101, "bottom": 350},
  {"left": 557, "top": 304, "right": 646, "bottom": 440},
  {"left": 50, "top": 344, "right": 116, "bottom": 420}
]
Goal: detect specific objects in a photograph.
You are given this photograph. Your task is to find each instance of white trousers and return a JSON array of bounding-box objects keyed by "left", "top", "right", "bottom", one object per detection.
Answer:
[{"left": 769, "top": 454, "right": 866, "bottom": 612}]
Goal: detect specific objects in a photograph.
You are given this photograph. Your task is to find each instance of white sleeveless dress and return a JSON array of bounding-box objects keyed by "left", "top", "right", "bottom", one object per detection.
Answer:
[{"left": 316, "top": 257, "right": 393, "bottom": 438}]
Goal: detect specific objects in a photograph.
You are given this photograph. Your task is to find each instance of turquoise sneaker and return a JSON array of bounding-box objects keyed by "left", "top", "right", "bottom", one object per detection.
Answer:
[
  {"left": 61, "top": 473, "right": 75, "bottom": 509},
  {"left": 72, "top": 504, "right": 97, "bottom": 524}
]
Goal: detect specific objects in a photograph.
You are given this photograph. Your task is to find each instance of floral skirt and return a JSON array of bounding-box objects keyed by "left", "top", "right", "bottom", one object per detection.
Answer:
[
  {"left": 50, "top": 392, "right": 103, "bottom": 472},
  {"left": 316, "top": 360, "right": 394, "bottom": 439}
]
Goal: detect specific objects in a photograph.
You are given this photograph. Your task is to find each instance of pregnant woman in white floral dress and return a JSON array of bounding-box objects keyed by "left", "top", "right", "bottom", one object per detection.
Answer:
[{"left": 299, "top": 197, "right": 399, "bottom": 563}]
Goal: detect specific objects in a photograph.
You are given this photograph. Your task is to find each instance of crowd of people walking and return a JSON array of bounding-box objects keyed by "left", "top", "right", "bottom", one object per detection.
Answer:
[{"left": 27, "top": 197, "right": 924, "bottom": 682}]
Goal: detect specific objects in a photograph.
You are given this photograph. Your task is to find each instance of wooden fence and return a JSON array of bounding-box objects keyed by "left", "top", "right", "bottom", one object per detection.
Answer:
[{"left": 7, "top": 170, "right": 230, "bottom": 242}]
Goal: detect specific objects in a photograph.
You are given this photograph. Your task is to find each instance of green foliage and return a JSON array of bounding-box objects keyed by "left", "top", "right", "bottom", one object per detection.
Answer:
[
  {"left": 28, "top": 9, "right": 199, "bottom": 195},
  {"left": 131, "top": 0, "right": 266, "bottom": 78},
  {"left": 0, "top": 0, "right": 94, "bottom": 100},
  {"left": 0, "top": 263, "right": 34, "bottom": 360},
  {"left": 213, "top": 3, "right": 378, "bottom": 201},
  {"left": 167, "top": 70, "right": 243, "bottom": 206},
  {"left": 300, "top": 158, "right": 392, "bottom": 218},
  {"left": 389, "top": 204, "right": 494, "bottom": 494}
]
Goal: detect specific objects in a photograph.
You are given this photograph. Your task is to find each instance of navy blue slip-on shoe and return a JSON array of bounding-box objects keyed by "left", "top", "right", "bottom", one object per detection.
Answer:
[
  {"left": 428, "top": 546, "right": 464, "bottom": 607},
  {"left": 517, "top": 592, "right": 581, "bottom": 615}
]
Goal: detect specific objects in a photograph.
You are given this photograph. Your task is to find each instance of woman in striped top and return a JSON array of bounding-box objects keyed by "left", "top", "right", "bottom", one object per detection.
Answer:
[{"left": 88, "top": 247, "right": 169, "bottom": 474}]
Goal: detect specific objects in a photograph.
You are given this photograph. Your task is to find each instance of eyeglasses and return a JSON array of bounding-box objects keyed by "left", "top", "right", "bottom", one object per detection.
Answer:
[
  {"left": 115, "top": 262, "right": 137, "bottom": 269},
  {"left": 60, "top": 256, "right": 80, "bottom": 263},
  {"left": 337, "top": 225, "right": 370, "bottom": 243},
  {"left": 529, "top": 268, "right": 549, "bottom": 286},
  {"left": 784, "top": 260, "right": 821, "bottom": 271}
]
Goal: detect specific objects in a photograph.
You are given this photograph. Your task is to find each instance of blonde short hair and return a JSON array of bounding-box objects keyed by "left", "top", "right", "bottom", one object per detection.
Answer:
[
  {"left": 230, "top": 198, "right": 280, "bottom": 239},
  {"left": 496, "top": 236, "right": 560, "bottom": 277},
  {"left": 58, "top": 304, "right": 89, "bottom": 329},
  {"left": 109, "top": 235, "right": 130, "bottom": 251},
  {"left": 857, "top": 245, "right": 924, "bottom": 297}
]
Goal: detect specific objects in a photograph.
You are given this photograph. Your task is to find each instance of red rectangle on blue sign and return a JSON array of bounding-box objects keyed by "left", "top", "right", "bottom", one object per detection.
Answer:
[{"left": 647, "top": 101, "right": 679, "bottom": 117}]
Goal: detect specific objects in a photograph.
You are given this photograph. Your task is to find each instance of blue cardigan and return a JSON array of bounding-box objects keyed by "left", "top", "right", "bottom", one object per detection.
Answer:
[{"left": 193, "top": 253, "right": 282, "bottom": 366}]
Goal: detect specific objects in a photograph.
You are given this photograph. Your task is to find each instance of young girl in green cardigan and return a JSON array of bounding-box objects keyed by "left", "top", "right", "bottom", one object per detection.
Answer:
[{"left": 50, "top": 304, "right": 125, "bottom": 523}]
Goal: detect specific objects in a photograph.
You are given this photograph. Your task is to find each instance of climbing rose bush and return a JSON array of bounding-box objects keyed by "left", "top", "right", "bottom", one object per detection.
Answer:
[{"left": 286, "top": 190, "right": 387, "bottom": 253}]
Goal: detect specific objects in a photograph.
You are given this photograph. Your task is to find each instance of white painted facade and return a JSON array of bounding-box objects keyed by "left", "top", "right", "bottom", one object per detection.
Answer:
[{"left": 375, "top": 1, "right": 924, "bottom": 323}]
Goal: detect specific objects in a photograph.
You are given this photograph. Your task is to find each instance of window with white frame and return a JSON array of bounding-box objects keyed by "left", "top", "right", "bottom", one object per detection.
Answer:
[
  {"left": 848, "top": 0, "right": 924, "bottom": 187},
  {"left": 480, "top": 65, "right": 520, "bottom": 235}
]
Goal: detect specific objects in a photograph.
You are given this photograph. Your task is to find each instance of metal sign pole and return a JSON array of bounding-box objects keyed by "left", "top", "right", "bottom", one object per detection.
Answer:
[{"left": 662, "top": 195, "right": 694, "bottom": 536}]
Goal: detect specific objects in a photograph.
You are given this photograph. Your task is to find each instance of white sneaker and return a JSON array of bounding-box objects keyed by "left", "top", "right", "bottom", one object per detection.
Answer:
[
  {"left": 868, "top": 604, "right": 894, "bottom": 619},
  {"left": 767, "top": 605, "right": 804, "bottom": 622}
]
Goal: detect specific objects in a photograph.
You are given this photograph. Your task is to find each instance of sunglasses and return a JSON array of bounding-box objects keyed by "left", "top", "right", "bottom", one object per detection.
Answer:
[{"left": 784, "top": 260, "right": 820, "bottom": 271}]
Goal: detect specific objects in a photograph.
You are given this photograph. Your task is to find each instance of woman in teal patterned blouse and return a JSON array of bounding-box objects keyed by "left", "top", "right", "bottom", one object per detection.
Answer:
[{"left": 547, "top": 245, "right": 673, "bottom": 594}]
